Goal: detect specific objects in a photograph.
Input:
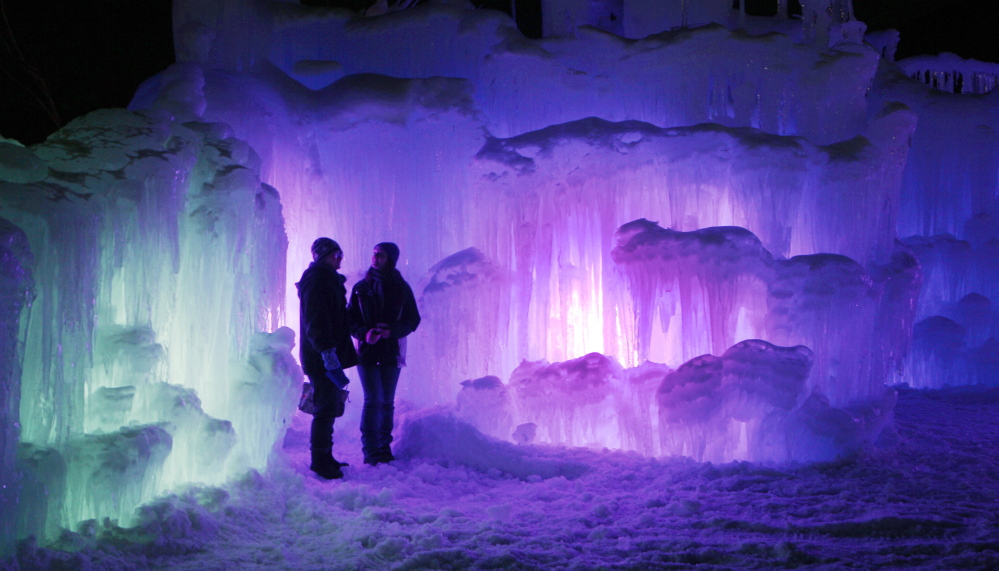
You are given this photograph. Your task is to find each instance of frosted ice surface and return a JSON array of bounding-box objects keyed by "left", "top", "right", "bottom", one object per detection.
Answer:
[
  {"left": 611, "top": 219, "right": 774, "bottom": 362},
  {"left": 898, "top": 52, "right": 999, "bottom": 95},
  {"left": 511, "top": 353, "right": 622, "bottom": 448},
  {"left": 619, "top": 361, "right": 674, "bottom": 456},
  {"left": 225, "top": 328, "right": 302, "bottom": 471},
  {"left": 131, "top": 28, "right": 915, "bottom": 389},
  {"left": 173, "top": 1, "right": 877, "bottom": 143},
  {"left": 864, "top": 28, "right": 899, "bottom": 61},
  {"left": 954, "top": 293, "right": 996, "bottom": 347},
  {"left": 907, "top": 316, "right": 970, "bottom": 388},
  {"left": 904, "top": 235, "right": 999, "bottom": 322},
  {"left": 410, "top": 248, "right": 511, "bottom": 406},
  {"left": 506, "top": 352, "right": 674, "bottom": 453},
  {"left": 658, "top": 339, "right": 890, "bottom": 463},
  {"left": 447, "top": 355, "right": 671, "bottom": 457},
  {"left": 870, "top": 62, "right": 999, "bottom": 243},
  {"left": 658, "top": 340, "right": 811, "bottom": 462},
  {"left": 0, "top": 218, "right": 32, "bottom": 557},
  {"left": 775, "top": 388, "right": 895, "bottom": 463},
  {"left": 902, "top": 294, "right": 999, "bottom": 389},
  {"left": 0, "top": 142, "right": 47, "bottom": 184},
  {"left": 612, "top": 220, "right": 920, "bottom": 405},
  {"left": 766, "top": 252, "right": 913, "bottom": 406},
  {"left": 1, "top": 106, "right": 289, "bottom": 541},
  {"left": 455, "top": 375, "right": 514, "bottom": 441},
  {"left": 63, "top": 425, "right": 172, "bottom": 528},
  {"left": 14, "top": 444, "right": 65, "bottom": 545}
]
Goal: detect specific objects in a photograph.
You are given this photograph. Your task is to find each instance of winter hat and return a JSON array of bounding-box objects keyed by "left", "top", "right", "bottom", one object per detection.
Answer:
[
  {"left": 375, "top": 242, "right": 400, "bottom": 268},
  {"left": 311, "top": 237, "right": 341, "bottom": 263}
]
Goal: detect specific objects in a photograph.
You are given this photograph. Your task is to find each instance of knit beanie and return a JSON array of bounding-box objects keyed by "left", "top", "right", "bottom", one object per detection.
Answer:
[
  {"left": 311, "top": 237, "right": 341, "bottom": 263},
  {"left": 375, "top": 242, "right": 400, "bottom": 268}
]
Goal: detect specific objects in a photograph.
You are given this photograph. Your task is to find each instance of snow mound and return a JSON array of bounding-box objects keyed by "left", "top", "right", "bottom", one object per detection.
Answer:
[{"left": 395, "top": 408, "right": 589, "bottom": 481}]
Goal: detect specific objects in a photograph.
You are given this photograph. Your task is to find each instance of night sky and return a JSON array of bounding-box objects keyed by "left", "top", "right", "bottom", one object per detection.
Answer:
[{"left": 0, "top": 0, "right": 995, "bottom": 146}]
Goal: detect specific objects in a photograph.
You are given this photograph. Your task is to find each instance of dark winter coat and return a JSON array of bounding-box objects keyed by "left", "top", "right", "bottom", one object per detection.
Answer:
[
  {"left": 297, "top": 261, "right": 358, "bottom": 376},
  {"left": 348, "top": 268, "right": 421, "bottom": 367}
]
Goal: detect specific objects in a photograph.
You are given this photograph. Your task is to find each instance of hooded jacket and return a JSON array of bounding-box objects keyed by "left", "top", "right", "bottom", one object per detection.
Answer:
[{"left": 297, "top": 261, "right": 358, "bottom": 376}]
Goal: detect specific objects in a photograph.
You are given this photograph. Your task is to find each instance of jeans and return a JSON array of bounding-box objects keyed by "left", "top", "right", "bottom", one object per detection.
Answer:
[
  {"left": 357, "top": 364, "right": 401, "bottom": 460},
  {"left": 309, "top": 368, "right": 349, "bottom": 451}
]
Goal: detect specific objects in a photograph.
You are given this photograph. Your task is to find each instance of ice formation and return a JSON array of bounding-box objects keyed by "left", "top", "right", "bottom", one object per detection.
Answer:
[
  {"left": 0, "top": 110, "right": 294, "bottom": 546},
  {"left": 2, "top": 0, "right": 998, "bottom": 556},
  {"left": 898, "top": 52, "right": 999, "bottom": 95},
  {"left": 656, "top": 339, "right": 894, "bottom": 463},
  {"left": 611, "top": 219, "right": 921, "bottom": 406}
]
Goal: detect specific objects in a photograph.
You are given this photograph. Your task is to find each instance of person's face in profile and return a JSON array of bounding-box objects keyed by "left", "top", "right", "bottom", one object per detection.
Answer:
[
  {"left": 372, "top": 246, "right": 389, "bottom": 270},
  {"left": 326, "top": 249, "right": 343, "bottom": 271}
]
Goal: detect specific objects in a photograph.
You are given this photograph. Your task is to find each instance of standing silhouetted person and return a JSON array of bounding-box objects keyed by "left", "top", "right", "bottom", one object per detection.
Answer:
[
  {"left": 349, "top": 242, "right": 420, "bottom": 465},
  {"left": 297, "top": 238, "right": 358, "bottom": 479}
]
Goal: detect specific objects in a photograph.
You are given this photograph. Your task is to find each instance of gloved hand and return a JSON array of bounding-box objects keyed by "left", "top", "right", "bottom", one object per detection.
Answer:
[
  {"left": 365, "top": 327, "right": 383, "bottom": 345},
  {"left": 326, "top": 368, "right": 349, "bottom": 390},
  {"left": 321, "top": 348, "right": 341, "bottom": 371}
]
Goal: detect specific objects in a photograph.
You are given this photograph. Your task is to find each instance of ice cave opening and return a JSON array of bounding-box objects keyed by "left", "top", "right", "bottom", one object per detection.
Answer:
[{"left": 2, "top": 0, "right": 999, "bottom": 559}]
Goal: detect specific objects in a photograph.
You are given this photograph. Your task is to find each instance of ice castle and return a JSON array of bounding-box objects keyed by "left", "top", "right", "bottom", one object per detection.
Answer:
[{"left": 2, "top": 0, "right": 997, "bottom": 554}]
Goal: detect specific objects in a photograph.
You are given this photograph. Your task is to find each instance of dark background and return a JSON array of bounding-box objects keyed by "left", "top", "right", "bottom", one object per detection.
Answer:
[{"left": 1, "top": 0, "right": 996, "bottom": 146}]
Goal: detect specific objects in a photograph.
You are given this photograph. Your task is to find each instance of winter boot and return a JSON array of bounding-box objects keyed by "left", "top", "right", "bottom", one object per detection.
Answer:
[
  {"left": 310, "top": 447, "right": 344, "bottom": 480},
  {"left": 378, "top": 447, "right": 395, "bottom": 463}
]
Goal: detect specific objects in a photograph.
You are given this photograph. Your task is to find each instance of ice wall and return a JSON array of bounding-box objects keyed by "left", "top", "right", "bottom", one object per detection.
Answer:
[
  {"left": 611, "top": 219, "right": 921, "bottom": 406},
  {"left": 450, "top": 352, "right": 668, "bottom": 454},
  {"left": 164, "top": 0, "right": 996, "bottom": 401},
  {"left": 867, "top": 57, "right": 999, "bottom": 388},
  {"left": 871, "top": 65, "right": 999, "bottom": 242},
  {"left": 413, "top": 249, "right": 512, "bottom": 404},
  {"left": 511, "top": 352, "right": 626, "bottom": 448},
  {"left": 175, "top": 1, "right": 877, "bottom": 144},
  {"left": 547, "top": 0, "right": 856, "bottom": 45},
  {"left": 123, "top": 0, "right": 930, "bottom": 417},
  {"left": 135, "top": 1, "right": 915, "bottom": 397},
  {"left": 0, "top": 214, "right": 33, "bottom": 558},
  {"left": 657, "top": 339, "right": 893, "bottom": 463},
  {"left": 132, "top": 55, "right": 916, "bottom": 405},
  {"left": 0, "top": 109, "right": 293, "bottom": 548},
  {"left": 899, "top": 53, "right": 999, "bottom": 95},
  {"left": 449, "top": 338, "right": 891, "bottom": 462}
]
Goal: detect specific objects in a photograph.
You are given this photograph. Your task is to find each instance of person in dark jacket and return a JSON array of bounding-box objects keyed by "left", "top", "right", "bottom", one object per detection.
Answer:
[
  {"left": 297, "top": 237, "right": 358, "bottom": 480},
  {"left": 348, "top": 242, "right": 421, "bottom": 465}
]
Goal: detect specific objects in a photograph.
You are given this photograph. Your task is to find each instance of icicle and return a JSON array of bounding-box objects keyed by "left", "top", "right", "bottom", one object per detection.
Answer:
[{"left": 0, "top": 218, "right": 33, "bottom": 558}]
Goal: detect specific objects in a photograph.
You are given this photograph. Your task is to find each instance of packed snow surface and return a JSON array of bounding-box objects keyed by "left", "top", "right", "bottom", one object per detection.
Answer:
[{"left": 10, "top": 386, "right": 999, "bottom": 570}]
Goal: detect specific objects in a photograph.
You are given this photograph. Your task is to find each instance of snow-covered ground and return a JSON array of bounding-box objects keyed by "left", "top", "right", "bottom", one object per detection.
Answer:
[{"left": 8, "top": 385, "right": 999, "bottom": 571}]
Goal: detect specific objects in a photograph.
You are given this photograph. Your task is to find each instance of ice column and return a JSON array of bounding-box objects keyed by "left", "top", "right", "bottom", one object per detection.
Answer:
[
  {"left": 410, "top": 248, "right": 512, "bottom": 405},
  {"left": 455, "top": 375, "right": 515, "bottom": 441},
  {"left": 0, "top": 217, "right": 33, "bottom": 558},
  {"left": 0, "top": 107, "right": 290, "bottom": 539},
  {"left": 618, "top": 361, "right": 673, "bottom": 456},
  {"left": 449, "top": 357, "right": 673, "bottom": 455},
  {"left": 870, "top": 63, "right": 999, "bottom": 241},
  {"left": 658, "top": 338, "right": 893, "bottom": 463},
  {"left": 510, "top": 353, "right": 628, "bottom": 449},
  {"left": 657, "top": 340, "right": 812, "bottom": 462},
  {"left": 612, "top": 220, "right": 921, "bottom": 406},
  {"left": 610, "top": 219, "right": 774, "bottom": 364}
]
